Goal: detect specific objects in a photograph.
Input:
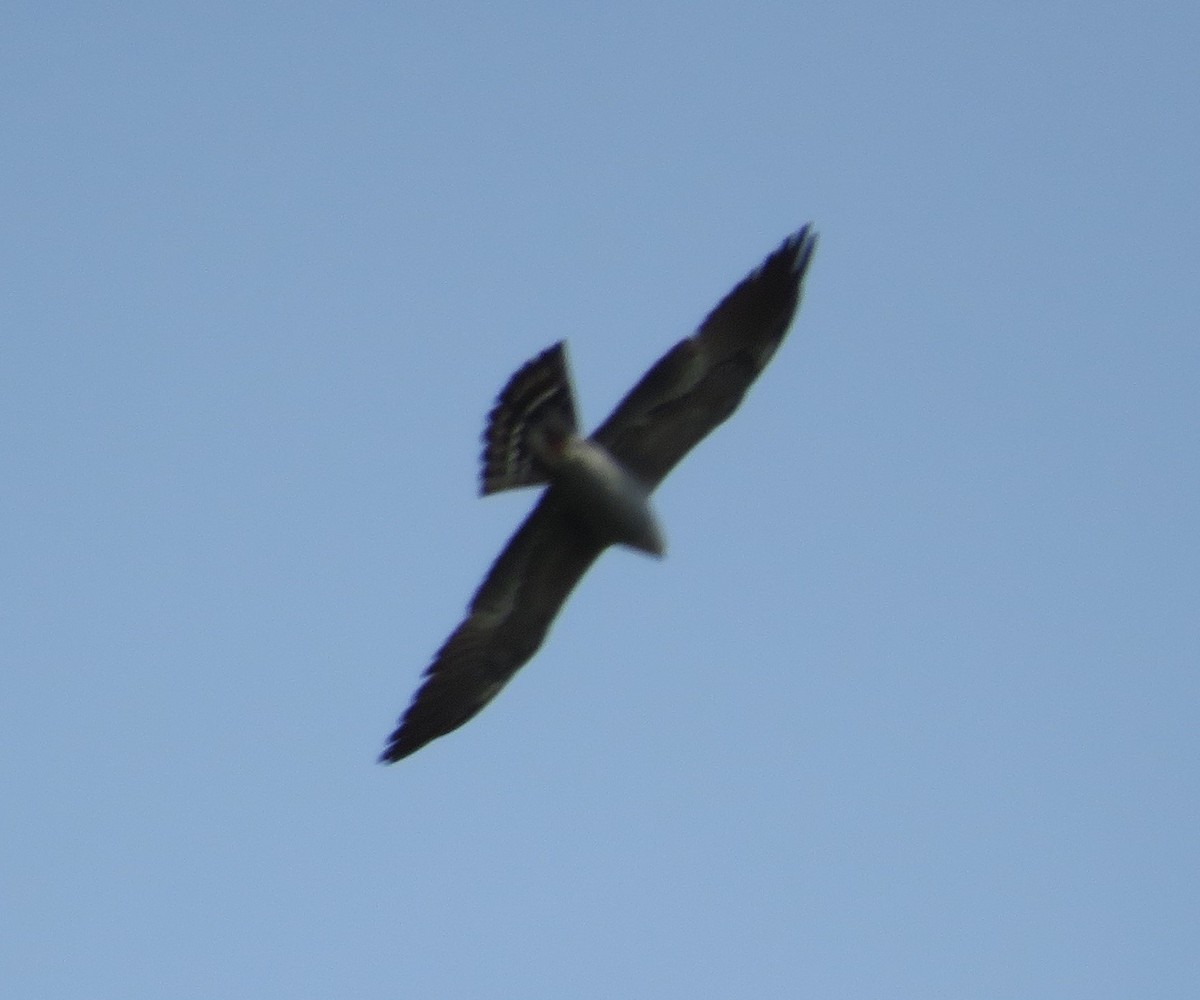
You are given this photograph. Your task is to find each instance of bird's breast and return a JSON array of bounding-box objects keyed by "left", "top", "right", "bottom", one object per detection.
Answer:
[{"left": 551, "top": 438, "right": 666, "bottom": 557}]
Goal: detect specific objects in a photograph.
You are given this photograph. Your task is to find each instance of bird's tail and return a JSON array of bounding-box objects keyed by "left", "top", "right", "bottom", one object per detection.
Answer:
[{"left": 479, "top": 341, "right": 579, "bottom": 495}]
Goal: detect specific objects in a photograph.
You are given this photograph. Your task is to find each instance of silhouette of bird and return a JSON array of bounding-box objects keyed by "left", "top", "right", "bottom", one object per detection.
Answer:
[{"left": 381, "top": 226, "right": 818, "bottom": 762}]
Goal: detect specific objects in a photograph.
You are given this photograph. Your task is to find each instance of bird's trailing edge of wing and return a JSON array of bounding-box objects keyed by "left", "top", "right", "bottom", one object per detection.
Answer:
[{"left": 480, "top": 341, "right": 580, "bottom": 495}]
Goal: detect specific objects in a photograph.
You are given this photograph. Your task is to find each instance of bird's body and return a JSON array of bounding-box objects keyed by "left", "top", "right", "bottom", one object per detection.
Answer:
[
  {"left": 381, "top": 227, "right": 817, "bottom": 762},
  {"left": 548, "top": 433, "right": 666, "bottom": 557}
]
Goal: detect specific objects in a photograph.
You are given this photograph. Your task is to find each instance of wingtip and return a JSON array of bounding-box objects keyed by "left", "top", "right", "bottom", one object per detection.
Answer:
[
  {"left": 784, "top": 223, "right": 818, "bottom": 275},
  {"left": 378, "top": 723, "right": 424, "bottom": 764},
  {"left": 377, "top": 744, "right": 406, "bottom": 765},
  {"left": 377, "top": 730, "right": 405, "bottom": 765},
  {"left": 748, "top": 225, "right": 818, "bottom": 297}
]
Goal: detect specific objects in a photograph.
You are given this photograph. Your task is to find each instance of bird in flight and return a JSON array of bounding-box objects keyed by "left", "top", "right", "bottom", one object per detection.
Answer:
[{"left": 381, "top": 226, "right": 818, "bottom": 762}]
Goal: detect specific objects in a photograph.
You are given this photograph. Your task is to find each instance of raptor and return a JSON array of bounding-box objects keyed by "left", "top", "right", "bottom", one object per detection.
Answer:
[{"left": 381, "top": 226, "right": 817, "bottom": 762}]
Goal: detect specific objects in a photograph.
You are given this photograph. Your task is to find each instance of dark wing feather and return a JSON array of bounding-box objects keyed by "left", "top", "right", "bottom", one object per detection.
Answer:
[
  {"left": 379, "top": 489, "right": 603, "bottom": 762},
  {"left": 591, "top": 225, "right": 817, "bottom": 488}
]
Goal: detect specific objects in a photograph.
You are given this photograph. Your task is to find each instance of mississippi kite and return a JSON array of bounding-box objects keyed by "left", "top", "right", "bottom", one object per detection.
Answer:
[{"left": 381, "top": 226, "right": 817, "bottom": 762}]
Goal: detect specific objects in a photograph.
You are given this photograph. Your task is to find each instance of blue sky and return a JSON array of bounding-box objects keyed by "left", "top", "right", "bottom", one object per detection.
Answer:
[{"left": 3, "top": 3, "right": 1197, "bottom": 997}]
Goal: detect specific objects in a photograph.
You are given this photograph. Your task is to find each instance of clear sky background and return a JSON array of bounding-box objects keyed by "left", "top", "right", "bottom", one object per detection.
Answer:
[{"left": 3, "top": 3, "right": 1197, "bottom": 997}]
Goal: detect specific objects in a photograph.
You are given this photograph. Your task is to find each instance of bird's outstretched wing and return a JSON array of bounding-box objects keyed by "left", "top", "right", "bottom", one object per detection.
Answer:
[
  {"left": 592, "top": 225, "right": 817, "bottom": 487},
  {"left": 380, "top": 226, "right": 816, "bottom": 763},
  {"left": 379, "top": 490, "right": 603, "bottom": 762}
]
